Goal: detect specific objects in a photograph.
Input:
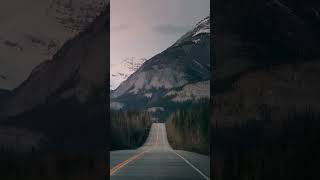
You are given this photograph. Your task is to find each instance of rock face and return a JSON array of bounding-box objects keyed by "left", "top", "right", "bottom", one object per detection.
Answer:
[
  {"left": 3, "top": 9, "right": 108, "bottom": 117},
  {"left": 0, "top": 6, "right": 109, "bottom": 151},
  {"left": 212, "top": 1, "right": 320, "bottom": 180},
  {"left": 214, "top": 61, "right": 320, "bottom": 127},
  {"left": 213, "top": 0, "right": 320, "bottom": 127},
  {"left": 166, "top": 80, "right": 210, "bottom": 103},
  {"left": 214, "top": 0, "right": 320, "bottom": 80},
  {"left": 0, "top": 0, "right": 108, "bottom": 90},
  {"left": 48, "top": 0, "right": 108, "bottom": 32},
  {"left": 111, "top": 16, "right": 210, "bottom": 115},
  {"left": 110, "top": 58, "right": 147, "bottom": 90}
]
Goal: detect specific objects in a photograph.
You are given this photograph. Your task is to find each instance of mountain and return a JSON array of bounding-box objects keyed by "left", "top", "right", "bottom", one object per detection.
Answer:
[
  {"left": 0, "top": 0, "right": 108, "bottom": 90},
  {"left": 214, "top": 0, "right": 320, "bottom": 81},
  {"left": 110, "top": 58, "right": 146, "bottom": 90},
  {"left": 213, "top": 0, "right": 320, "bottom": 127},
  {"left": 111, "top": 16, "right": 210, "bottom": 117},
  {"left": 213, "top": 1, "right": 320, "bottom": 179},
  {"left": 0, "top": 4, "right": 109, "bottom": 151}
]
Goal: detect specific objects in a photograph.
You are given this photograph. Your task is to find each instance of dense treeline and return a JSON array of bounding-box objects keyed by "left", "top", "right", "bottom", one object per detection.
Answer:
[
  {"left": 213, "top": 107, "right": 320, "bottom": 180},
  {"left": 111, "top": 111, "right": 152, "bottom": 150},
  {"left": 166, "top": 102, "right": 210, "bottom": 155},
  {"left": 0, "top": 90, "right": 107, "bottom": 180},
  {"left": 0, "top": 149, "right": 106, "bottom": 180}
]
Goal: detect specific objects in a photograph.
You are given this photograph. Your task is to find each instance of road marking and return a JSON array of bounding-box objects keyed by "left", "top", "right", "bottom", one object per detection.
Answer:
[
  {"left": 172, "top": 150, "right": 210, "bottom": 180},
  {"left": 110, "top": 148, "right": 151, "bottom": 176},
  {"left": 110, "top": 124, "right": 159, "bottom": 176},
  {"left": 155, "top": 124, "right": 160, "bottom": 147}
]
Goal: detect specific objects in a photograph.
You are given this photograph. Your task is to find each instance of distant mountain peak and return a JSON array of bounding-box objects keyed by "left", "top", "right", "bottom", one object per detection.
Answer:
[
  {"left": 111, "top": 16, "right": 210, "bottom": 115},
  {"left": 110, "top": 57, "right": 146, "bottom": 90},
  {"left": 173, "top": 16, "right": 210, "bottom": 47}
]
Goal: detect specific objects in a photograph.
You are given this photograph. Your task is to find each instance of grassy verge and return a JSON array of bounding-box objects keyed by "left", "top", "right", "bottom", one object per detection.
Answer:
[
  {"left": 165, "top": 103, "right": 210, "bottom": 155},
  {"left": 111, "top": 111, "right": 152, "bottom": 150}
]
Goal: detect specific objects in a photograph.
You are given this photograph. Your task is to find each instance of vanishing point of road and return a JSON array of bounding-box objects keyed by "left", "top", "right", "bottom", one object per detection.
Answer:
[{"left": 110, "top": 123, "right": 210, "bottom": 180}]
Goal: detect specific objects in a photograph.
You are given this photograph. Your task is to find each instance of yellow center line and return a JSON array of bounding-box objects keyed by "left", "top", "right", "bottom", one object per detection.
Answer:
[
  {"left": 110, "top": 124, "right": 160, "bottom": 176},
  {"left": 155, "top": 124, "right": 160, "bottom": 148},
  {"left": 110, "top": 148, "right": 151, "bottom": 176}
]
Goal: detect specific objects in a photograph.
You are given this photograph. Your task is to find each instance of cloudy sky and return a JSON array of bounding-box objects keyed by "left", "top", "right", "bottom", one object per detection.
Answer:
[{"left": 111, "top": 0, "right": 210, "bottom": 89}]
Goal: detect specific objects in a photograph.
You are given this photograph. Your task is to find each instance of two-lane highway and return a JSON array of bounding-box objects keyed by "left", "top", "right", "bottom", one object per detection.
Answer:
[{"left": 110, "top": 123, "right": 210, "bottom": 180}]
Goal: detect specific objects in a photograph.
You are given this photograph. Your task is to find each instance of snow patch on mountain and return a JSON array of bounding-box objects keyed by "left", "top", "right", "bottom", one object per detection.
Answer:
[
  {"left": 113, "top": 66, "right": 188, "bottom": 98},
  {"left": 147, "top": 107, "right": 164, "bottom": 113},
  {"left": 193, "top": 38, "right": 201, "bottom": 44},
  {"left": 110, "top": 58, "right": 146, "bottom": 90},
  {"left": 0, "top": 0, "right": 108, "bottom": 90},
  {"left": 111, "top": 16, "right": 210, "bottom": 111},
  {"left": 3, "top": 9, "right": 109, "bottom": 117},
  {"left": 173, "top": 15, "right": 210, "bottom": 47},
  {"left": 144, "top": 93, "right": 153, "bottom": 98},
  {"left": 110, "top": 101, "right": 124, "bottom": 110},
  {"left": 193, "top": 16, "right": 210, "bottom": 37},
  {"left": 193, "top": 28, "right": 210, "bottom": 37}
]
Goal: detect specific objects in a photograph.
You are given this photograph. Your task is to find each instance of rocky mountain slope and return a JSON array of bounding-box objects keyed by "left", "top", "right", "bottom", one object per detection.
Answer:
[
  {"left": 0, "top": 4, "right": 109, "bottom": 151},
  {"left": 213, "top": 0, "right": 320, "bottom": 127},
  {"left": 0, "top": 0, "right": 108, "bottom": 90},
  {"left": 111, "top": 16, "right": 210, "bottom": 115},
  {"left": 110, "top": 57, "right": 146, "bottom": 90},
  {"left": 213, "top": 1, "right": 320, "bottom": 179}
]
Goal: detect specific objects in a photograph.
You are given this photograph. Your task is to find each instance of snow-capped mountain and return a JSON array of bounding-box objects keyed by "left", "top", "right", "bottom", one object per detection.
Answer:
[
  {"left": 111, "top": 16, "right": 210, "bottom": 114},
  {"left": 110, "top": 58, "right": 146, "bottom": 90},
  {"left": 0, "top": 5, "right": 109, "bottom": 150},
  {"left": 2, "top": 9, "right": 108, "bottom": 117},
  {"left": 0, "top": 0, "right": 108, "bottom": 90}
]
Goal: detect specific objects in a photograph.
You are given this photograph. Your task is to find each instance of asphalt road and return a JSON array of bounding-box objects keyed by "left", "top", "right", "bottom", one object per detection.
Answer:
[{"left": 110, "top": 123, "right": 210, "bottom": 180}]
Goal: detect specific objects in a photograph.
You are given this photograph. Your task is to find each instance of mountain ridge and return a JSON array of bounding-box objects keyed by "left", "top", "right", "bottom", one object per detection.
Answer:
[
  {"left": 0, "top": 0, "right": 108, "bottom": 90},
  {"left": 111, "top": 16, "right": 210, "bottom": 118},
  {"left": 0, "top": 5, "right": 109, "bottom": 151}
]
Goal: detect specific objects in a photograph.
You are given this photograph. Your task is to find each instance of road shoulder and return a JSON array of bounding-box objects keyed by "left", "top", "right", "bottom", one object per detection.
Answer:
[{"left": 175, "top": 150, "right": 210, "bottom": 178}]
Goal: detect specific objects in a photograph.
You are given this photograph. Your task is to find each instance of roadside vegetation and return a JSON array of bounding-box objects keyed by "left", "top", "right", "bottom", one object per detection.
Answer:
[
  {"left": 0, "top": 149, "right": 106, "bottom": 180},
  {"left": 111, "top": 111, "right": 152, "bottom": 150},
  {"left": 213, "top": 107, "right": 320, "bottom": 180},
  {"left": 165, "top": 101, "right": 210, "bottom": 155}
]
